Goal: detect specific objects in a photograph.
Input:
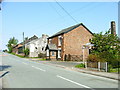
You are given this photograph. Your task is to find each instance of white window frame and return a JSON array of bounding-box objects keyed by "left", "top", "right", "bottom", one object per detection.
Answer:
[
  {"left": 58, "top": 48, "right": 61, "bottom": 58},
  {"left": 49, "top": 39, "right": 52, "bottom": 44},
  {"left": 58, "top": 36, "right": 62, "bottom": 46}
]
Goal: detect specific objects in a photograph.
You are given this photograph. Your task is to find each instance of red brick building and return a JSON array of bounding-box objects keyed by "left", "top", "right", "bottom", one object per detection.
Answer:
[
  {"left": 12, "top": 43, "right": 23, "bottom": 55},
  {"left": 46, "top": 23, "right": 93, "bottom": 61}
]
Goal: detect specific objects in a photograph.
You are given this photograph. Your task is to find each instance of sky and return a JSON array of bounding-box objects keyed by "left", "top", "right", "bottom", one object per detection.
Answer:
[{"left": 0, "top": 1, "right": 119, "bottom": 50}]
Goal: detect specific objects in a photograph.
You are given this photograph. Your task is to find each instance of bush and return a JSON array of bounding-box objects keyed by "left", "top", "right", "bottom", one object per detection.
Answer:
[
  {"left": 75, "top": 63, "right": 85, "bottom": 68},
  {"left": 23, "top": 48, "right": 29, "bottom": 57},
  {"left": 8, "top": 47, "right": 13, "bottom": 53},
  {"left": 87, "top": 54, "right": 100, "bottom": 62},
  {"left": 108, "top": 64, "right": 119, "bottom": 73},
  {"left": 16, "top": 54, "right": 24, "bottom": 58},
  {"left": 38, "top": 53, "right": 46, "bottom": 59}
]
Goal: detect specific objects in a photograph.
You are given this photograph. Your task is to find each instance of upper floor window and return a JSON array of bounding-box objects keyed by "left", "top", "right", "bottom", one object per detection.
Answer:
[
  {"left": 58, "top": 36, "right": 63, "bottom": 46},
  {"left": 35, "top": 47, "right": 37, "bottom": 49},
  {"left": 42, "top": 47, "right": 44, "bottom": 51},
  {"left": 49, "top": 39, "right": 52, "bottom": 44}
]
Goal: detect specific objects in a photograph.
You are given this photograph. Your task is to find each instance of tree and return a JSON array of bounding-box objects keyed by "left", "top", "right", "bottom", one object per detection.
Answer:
[
  {"left": 23, "top": 48, "right": 29, "bottom": 57},
  {"left": 6, "top": 37, "right": 18, "bottom": 53},
  {"left": 90, "top": 30, "right": 120, "bottom": 67},
  {"left": 24, "top": 37, "right": 28, "bottom": 42}
]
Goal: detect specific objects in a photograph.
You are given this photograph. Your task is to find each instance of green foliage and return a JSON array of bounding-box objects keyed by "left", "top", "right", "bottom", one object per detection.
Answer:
[
  {"left": 38, "top": 53, "right": 46, "bottom": 59},
  {"left": 87, "top": 54, "right": 101, "bottom": 62},
  {"left": 6, "top": 37, "right": 18, "bottom": 53},
  {"left": 108, "top": 64, "right": 119, "bottom": 73},
  {"left": 75, "top": 63, "right": 85, "bottom": 68},
  {"left": 90, "top": 30, "right": 120, "bottom": 68},
  {"left": 24, "top": 37, "right": 29, "bottom": 42},
  {"left": 90, "top": 31, "right": 120, "bottom": 54},
  {"left": 39, "top": 58, "right": 46, "bottom": 61},
  {"left": 109, "top": 68, "right": 119, "bottom": 73},
  {"left": 16, "top": 54, "right": 24, "bottom": 58},
  {"left": 3, "top": 49, "right": 7, "bottom": 52},
  {"left": 11, "top": 52, "right": 15, "bottom": 55},
  {"left": 23, "top": 48, "right": 29, "bottom": 57}
]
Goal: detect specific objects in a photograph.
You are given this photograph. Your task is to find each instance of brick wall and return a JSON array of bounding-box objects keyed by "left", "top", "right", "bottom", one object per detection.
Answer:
[{"left": 63, "top": 25, "right": 93, "bottom": 60}]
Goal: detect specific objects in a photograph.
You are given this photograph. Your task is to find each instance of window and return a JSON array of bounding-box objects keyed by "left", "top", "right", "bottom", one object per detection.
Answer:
[
  {"left": 89, "top": 49, "right": 91, "bottom": 54},
  {"left": 52, "top": 51, "right": 55, "bottom": 56},
  {"left": 35, "top": 47, "right": 37, "bottom": 49},
  {"left": 58, "top": 36, "right": 62, "bottom": 46},
  {"left": 42, "top": 47, "right": 44, "bottom": 51},
  {"left": 49, "top": 39, "right": 52, "bottom": 44}
]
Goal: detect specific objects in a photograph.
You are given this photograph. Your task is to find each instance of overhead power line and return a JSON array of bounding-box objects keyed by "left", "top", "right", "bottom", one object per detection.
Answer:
[{"left": 55, "top": 0, "right": 78, "bottom": 23}]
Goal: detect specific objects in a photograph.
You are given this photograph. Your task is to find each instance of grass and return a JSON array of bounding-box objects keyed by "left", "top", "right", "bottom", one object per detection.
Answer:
[
  {"left": 27, "top": 57, "right": 40, "bottom": 58},
  {"left": 9, "top": 52, "right": 25, "bottom": 58},
  {"left": 16, "top": 54, "right": 25, "bottom": 58},
  {"left": 109, "top": 68, "right": 119, "bottom": 73},
  {"left": 9, "top": 52, "right": 47, "bottom": 60},
  {"left": 75, "top": 63, "right": 85, "bottom": 68},
  {"left": 39, "top": 58, "right": 46, "bottom": 61}
]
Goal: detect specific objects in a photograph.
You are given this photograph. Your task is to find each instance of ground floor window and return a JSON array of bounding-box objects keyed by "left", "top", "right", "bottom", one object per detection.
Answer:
[{"left": 52, "top": 51, "right": 55, "bottom": 56}]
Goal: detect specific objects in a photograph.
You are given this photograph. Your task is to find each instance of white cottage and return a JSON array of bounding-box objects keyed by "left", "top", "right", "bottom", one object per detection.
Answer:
[{"left": 25, "top": 34, "right": 48, "bottom": 57}]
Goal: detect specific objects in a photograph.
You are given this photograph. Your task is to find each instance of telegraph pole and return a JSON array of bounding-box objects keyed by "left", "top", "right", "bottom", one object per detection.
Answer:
[{"left": 23, "top": 32, "right": 25, "bottom": 51}]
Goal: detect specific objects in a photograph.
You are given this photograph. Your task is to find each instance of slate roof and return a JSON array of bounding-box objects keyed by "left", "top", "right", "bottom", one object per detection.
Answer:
[
  {"left": 20, "top": 35, "right": 38, "bottom": 45},
  {"left": 48, "top": 23, "right": 93, "bottom": 39},
  {"left": 24, "top": 35, "right": 38, "bottom": 44},
  {"left": 46, "top": 44, "right": 58, "bottom": 50}
]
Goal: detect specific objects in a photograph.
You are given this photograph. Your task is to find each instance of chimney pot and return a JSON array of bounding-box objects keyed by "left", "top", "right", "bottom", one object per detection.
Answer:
[{"left": 111, "top": 21, "right": 116, "bottom": 35}]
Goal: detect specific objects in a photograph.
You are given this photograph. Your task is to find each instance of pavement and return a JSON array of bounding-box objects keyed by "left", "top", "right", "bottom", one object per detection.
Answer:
[
  {"left": 29, "top": 58, "right": 119, "bottom": 80},
  {"left": 1, "top": 52, "right": 119, "bottom": 88}
]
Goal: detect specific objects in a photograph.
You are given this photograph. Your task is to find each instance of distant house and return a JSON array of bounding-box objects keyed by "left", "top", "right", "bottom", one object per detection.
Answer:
[
  {"left": 12, "top": 35, "right": 39, "bottom": 55},
  {"left": 46, "top": 23, "right": 93, "bottom": 61},
  {"left": 25, "top": 34, "right": 48, "bottom": 57},
  {"left": 12, "top": 43, "right": 23, "bottom": 55},
  {"left": 24, "top": 35, "right": 38, "bottom": 44}
]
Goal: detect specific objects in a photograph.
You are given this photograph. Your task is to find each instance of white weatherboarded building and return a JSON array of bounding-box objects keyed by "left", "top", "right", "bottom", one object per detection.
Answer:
[{"left": 25, "top": 34, "right": 48, "bottom": 57}]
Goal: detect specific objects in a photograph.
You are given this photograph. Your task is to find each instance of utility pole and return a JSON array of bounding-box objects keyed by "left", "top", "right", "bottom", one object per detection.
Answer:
[
  {"left": 0, "top": 1, "right": 1, "bottom": 10},
  {"left": 23, "top": 32, "right": 25, "bottom": 51}
]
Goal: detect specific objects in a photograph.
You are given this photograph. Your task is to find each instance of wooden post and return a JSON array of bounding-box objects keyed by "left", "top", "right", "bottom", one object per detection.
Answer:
[
  {"left": 23, "top": 32, "right": 25, "bottom": 50},
  {"left": 56, "top": 50, "right": 58, "bottom": 60},
  {"left": 98, "top": 62, "right": 100, "bottom": 71},
  {"left": 49, "top": 50, "right": 50, "bottom": 60},
  {"left": 105, "top": 62, "right": 108, "bottom": 72},
  {"left": 83, "top": 48, "right": 85, "bottom": 63},
  {"left": 85, "top": 62, "right": 87, "bottom": 69}
]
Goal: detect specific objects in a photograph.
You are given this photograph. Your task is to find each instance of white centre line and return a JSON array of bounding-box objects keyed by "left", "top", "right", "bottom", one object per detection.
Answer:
[
  {"left": 31, "top": 66, "right": 46, "bottom": 72},
  {"left": 57, "top": 75, "right": 95, "bottom": 90},
  {"left": 22, "top": 62, "right": 28, "bottom": 65}
]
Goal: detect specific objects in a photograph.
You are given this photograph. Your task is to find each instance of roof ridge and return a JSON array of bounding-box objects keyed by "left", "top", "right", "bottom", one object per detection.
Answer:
[{"left": 49, "top": 23, "right": 83, "bottom": 38}]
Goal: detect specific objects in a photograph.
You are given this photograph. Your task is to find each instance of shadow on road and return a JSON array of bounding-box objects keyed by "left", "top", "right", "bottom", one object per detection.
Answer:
[
  {"left": 0, "top": 65, "right": 11, "bottom": 71},
  {"left": 0, "top": 71, "right": 9, "bottom": 78}
]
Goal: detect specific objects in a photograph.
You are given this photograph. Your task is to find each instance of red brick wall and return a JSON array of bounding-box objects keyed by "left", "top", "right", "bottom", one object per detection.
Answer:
[
  {"left": 62, "top": 25, "right": 93, "bottom": 60},
  {"left": 48, "top": 35, "right": 64, "bottom": 59},
  {"left": 51, "top": 36, "right": 58, "bottom": 47}
]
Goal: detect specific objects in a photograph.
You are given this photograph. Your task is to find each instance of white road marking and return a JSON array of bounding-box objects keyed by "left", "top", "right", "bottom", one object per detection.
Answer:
[
  {"left": 22, "top": 62, "right": 28, "bottom": 65},
  {"left": 31, "top": 66, "right": 46, "bottom": 72},
  {"left": 57, "top": 75, "right": 95, "bottom": 90}
]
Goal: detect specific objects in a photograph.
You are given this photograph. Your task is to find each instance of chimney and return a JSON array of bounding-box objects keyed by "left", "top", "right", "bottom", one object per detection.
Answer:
[
  {"left": 42, "top": 34, "right": 46, "bottom": 38},
  {"left": 111, "top": 21, "right": 116, "bottom": 35}
]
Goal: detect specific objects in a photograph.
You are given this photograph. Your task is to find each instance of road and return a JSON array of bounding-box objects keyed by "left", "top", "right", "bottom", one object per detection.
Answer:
[{"left": 0, "top": 52, "right": 118, "bottom": 89}]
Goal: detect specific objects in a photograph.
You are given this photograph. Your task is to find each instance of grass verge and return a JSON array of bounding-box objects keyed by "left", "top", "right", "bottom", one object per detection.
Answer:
[{"left": 75, "top": 63, "right": 85, "bottom": 68}]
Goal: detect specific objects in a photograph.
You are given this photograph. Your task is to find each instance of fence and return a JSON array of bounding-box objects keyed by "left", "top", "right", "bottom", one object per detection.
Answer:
[
  {"left": 64, "top": 54, "right": 83, "bottom": 61},
  {"left": 87, "top": 62, "right": 108, "bottom": 72}
]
